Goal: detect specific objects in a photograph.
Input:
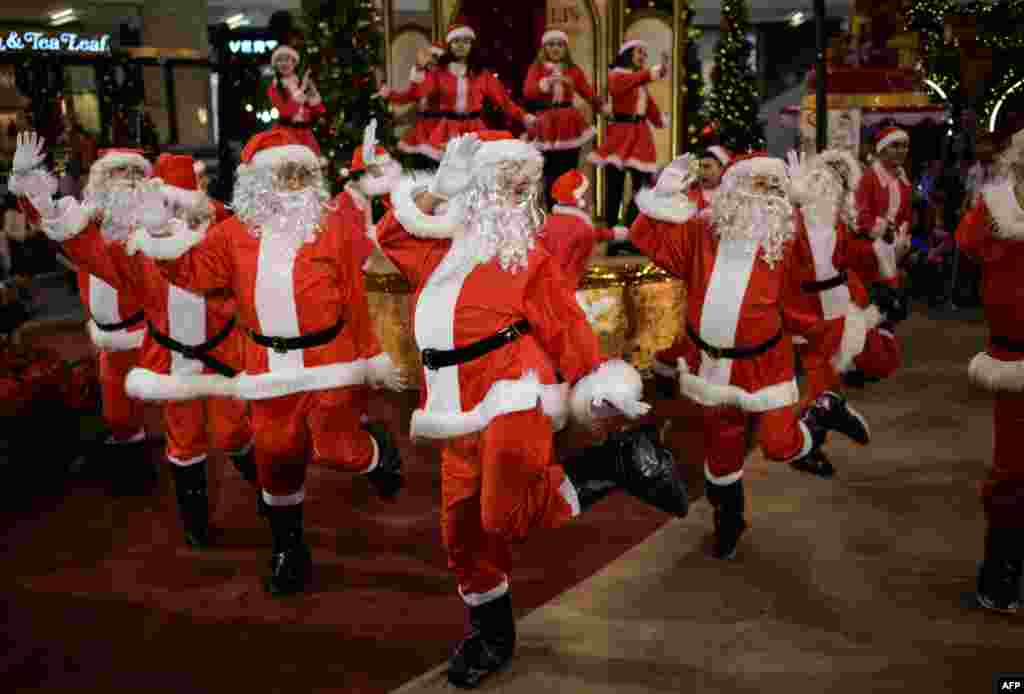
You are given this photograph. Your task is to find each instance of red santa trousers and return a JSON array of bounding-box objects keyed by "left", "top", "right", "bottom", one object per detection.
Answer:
[
  {"left": 163, "top": 397, "right": 253, "bottom": 464},
  {"left": 248, "top": 387, "right": 375, "bottom": 495},
  {"left": 703, "top": 405, "right": 808, "bottom": 480},
  {"left": 797, "top": 322, "right": 902, "bottom": 406},
  {"left": 98, "top": 348, "right": 145, "bottom": 441},
  {"left": 440, "top": 407, "right": 575, "bottom": 601},
  {"left": 983, "top": 391, "right": 1024, "bottom": 531}
]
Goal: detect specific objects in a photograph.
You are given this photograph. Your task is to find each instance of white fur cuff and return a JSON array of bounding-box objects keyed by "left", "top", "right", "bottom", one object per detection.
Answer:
[
  {"left": 676, "top": 358, "right": 798, "bottom": 412},
  {"left": 872, "top": 238, "right": 898, "bottom": 279},
  {"left": 41, "top": 198, "right": 93, "bottom": 243},
  {"left": 634, "top": 188, "right": 698, "bottom": 224},
  {"left": 570, "top": 359, "right": 644, "bottom": 428},
  {"left": 125, "top": 226, "right": 203, "bottom": 260},
  {"left": 391, "top": 173, "right": 462, "bottom": 239},
  {"left": 831, "top": 304, "right": 882, "bottom": 374},
  {"left": 968, "top": 352, "right": 1024, "bottom": 392}
]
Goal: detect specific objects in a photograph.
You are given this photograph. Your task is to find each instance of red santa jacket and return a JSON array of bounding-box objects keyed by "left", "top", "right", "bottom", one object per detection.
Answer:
[
  {"left": 956, "top": 181, "right": 1024, "bottom": 392},
  {"left": 587, "top": 66, "right": 665, "bottom": 172},
  {"left": 268, "top": 80, "right": 326, "bottom": 155},
  {"left": 522, "top": 62, "right": 600, "bottom": 151},
  {"left": 376, "top": 200, "right": 620, "bottom": 440},
  {"left": 606, "top": 67, "right": 664, "bottom": 127},
  {"left": 538, "top": 206, "right": 621, "bottom": 288},
  {"left": 630, "top": 190, "right": 817, "bottom": 412},
  {"left": 330, "top": 185, "right": 380, "bottom": 269},
  {"left": 848, "top": 160, "right": 911, "bottom": 288}
]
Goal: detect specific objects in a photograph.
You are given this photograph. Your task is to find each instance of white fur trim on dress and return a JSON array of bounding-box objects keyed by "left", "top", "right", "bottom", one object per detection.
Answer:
[
  {"left": 676, "top": 358, "right": 798, "bottom": 412},
  {"left": 459, "top": 577, "right": 509, "bottom": 607},
  {"left": 125, "top": 226, "right": 204, "bottom": 260},
  {"left": 968, "top": 352, "right": 1024, "bottom": 392},
  {"left": 248, "top": 144, "right": 320, "bottom": 171},
  {"left": 40, "top": 198, "right": 94, "bottom": 243},
  {"left": 586, "top": 151, "right": 660, "bottom": 174},
  {"left": 87, "top": 320, "right": 145, "bottom": 352},
  {"left": 391, "top": 172, "right": 463, "bottom": 239},
  {"left": 831, "top": 304, "right": 883, "bottom": 375},
  {"left": 542, "top": 29, "right": 569, "bottom": 45},
  {"left": 446, "top": 26, "right": 476, "bottom": 42},
  {"left": 569, "top": 359, "right": 644, "bottom": 428},
  {"left": 634, "top": 187, "right": 698, "bottom": 224},
  {"left": 552, "top": 205, "right": 593, "bottom": 226},
  {"left": 530, "top": 127, "right": 597, "bottom": 152},
  {"left": 981, "top": 178, "right": 1024, "bottom": 241}
]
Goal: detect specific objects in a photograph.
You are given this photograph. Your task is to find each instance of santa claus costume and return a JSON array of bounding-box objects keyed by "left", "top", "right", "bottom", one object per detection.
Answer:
[
  {"left": 267, "top": 44, "right": 326, "bottom": 155},
  {"left": 382, "top": 42, "right": 447, "bottom": 170},
  {"left": 588, "top": 40, "right": 667, "bottom": 230},
  {"left": 9, "top": 139, "right": 150, "bottom": 494},
  {"left": 628, "top": 152, "right": 869, "bottom": 560},
  {"left": 130, "top": 130, "right": 406, "bottom": 596},
  {"left": 379, "top": 131, "right": 688, "bottom": 688},
  {"left": 409, "top": 24, "right": 537, "bottom": 162},
  {"left": 954, "top": 129, "right": 1024, "bottom": 614},
  {"left": 522, "top": 28, "right": 604, "bottom": 204}
]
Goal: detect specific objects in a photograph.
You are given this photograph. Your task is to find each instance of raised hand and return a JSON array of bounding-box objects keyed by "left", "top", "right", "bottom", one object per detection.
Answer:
[
  {"left": 429, "top": 133, "right": 481, "bottom": 200},
  {"left": 654, "top": 153, "right": 696, "bottom": 195},
  {"left": 363, "top": 118, "right": 379, "bottom": 168},
  {"left": 13, "top": 131, "right": 46, "bottom": 173}
]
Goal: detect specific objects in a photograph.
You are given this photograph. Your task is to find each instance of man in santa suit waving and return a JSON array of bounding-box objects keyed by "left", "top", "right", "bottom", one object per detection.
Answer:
[
  {"left": 954, "top": 129, "right": 1024, "bottom": 614},
  {"left": 379, "top": 130, "right": 688, "bottom": 688},
  {"left": 627, "top": 152, "right": 869, "bottom": 561},
  {"left": 130, "top": 129, "right": 406, "bottom": 596}
]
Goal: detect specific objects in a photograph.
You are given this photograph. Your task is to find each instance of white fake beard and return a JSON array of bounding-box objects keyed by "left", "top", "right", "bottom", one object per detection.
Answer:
[
  {"left": 83, "top": 180, "right": 145, "bottom": 243},
  {"left": 711, "top": 190, "right": 795, "bottom": 268},
  {"left": 255, "top": 189, "right": 324, "bottom": 255}
]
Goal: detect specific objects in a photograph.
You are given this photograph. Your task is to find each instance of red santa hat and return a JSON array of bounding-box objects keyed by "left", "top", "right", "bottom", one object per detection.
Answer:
[
  {"left": 92, "top": 148, "right": 152, "bottom": 179},
  {"left": 702, "top": 145, "right": 733, "bottom": 168},
  {"left": 430, "top": 41, "right": 446, "bottom": 56},
  {"left": 153, "top": 153, "right": 205, "bottom": 209},
  {"left": 542, "top": 28, "right": 569, "bottom": 45},
  {"left": 347, "top": 144, "right": 391, "bottom": 175},
  {"left": 875, "top": 126, "right": 909, "bottom": 152},
  {"left": 446, "top": 23, "right": 476, "bottom": 43},
  {"left": 239, "top": 129, "right": 319, "bottom": 171},
  {"left": 551, "top": 170, "right": 589, "bottom": 207},
  {"left": 472, "top": 130, "right": 542, "bottom": 171},
  {"left": 619, "top": 39, "right": 647, "bottom": 56},
  {"left": 271, "top": 44, "right": 300, "bottom": 65}
]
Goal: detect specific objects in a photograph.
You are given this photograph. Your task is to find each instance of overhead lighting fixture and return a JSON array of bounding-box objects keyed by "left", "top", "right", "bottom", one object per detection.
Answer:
[
  {"left": 990, "top": 78, "right": 1024, "bottom": 132},
  {"left": 788, "top": 11, "right": 807, "bottom": 27},
  {"left": 226, "top": 13, "right": 249, "bottom": 29},
  {"left": 50, "top": 8, "right": 78, "bottom": 26}
]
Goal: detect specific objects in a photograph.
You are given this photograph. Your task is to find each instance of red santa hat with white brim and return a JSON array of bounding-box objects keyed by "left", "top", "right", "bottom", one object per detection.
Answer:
[
  {"left": 446, "top": 23, "right": 476, "bottom": 43},
  {"left": 472, "top": 130, "right": 543, "bottom": 172},
  {"left": 703, "top": 146, "right": 733, "bottom": 168},
  {"left": 875, "top": 126, "right": 909, "bottom": 152},
  {"left": 271, "top": 44, "right": 300, "bottom": 64},
  {"left": 430, "top": 41, "right": 446, "bottom": 56},
  {"left": 238, "top": 129, "right": 319, "bottom": 171},
  {"left": 91, "top": 148, "right": 152, "bottom": 179},
  {"left": 721, "top": 152, "right": 790, "bottom": 192},
  {"left": 153, "top": 153, "right": 205, "bottom": 209},
  {"left": 542, "top": 28, "right": 569, "bottom": 45},
  {"left": 619, "top": 39, "right": 647, "bottom": 56},
  {"left": 551, "top": 170, "right": 589, "bottom": 207}
]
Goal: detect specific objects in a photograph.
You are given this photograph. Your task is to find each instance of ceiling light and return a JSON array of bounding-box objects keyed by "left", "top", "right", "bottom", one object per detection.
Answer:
[
  {"left": 50, "top": 9, "right": 74, "bottom": 20},
  {"left": 50, "top": 9, "right": 78, "bottom": 26},
  {"left": 51, "top": 15, "right": 78, "bottom": 27},
  {"left": 788, "top": 11, "right": 807, "bottom": 27}
]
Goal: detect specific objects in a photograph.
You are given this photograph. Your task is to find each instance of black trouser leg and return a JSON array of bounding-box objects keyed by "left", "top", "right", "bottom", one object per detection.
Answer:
[
  {"left": 621, "top": 168, "right": 650, "bottom": 227},
  {"left": 603, "top": 165, "right": 626, "bottom": 226}
]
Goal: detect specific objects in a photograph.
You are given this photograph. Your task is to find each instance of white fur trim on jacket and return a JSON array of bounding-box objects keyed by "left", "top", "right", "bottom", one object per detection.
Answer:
[
  {"left": 831, "top": 303, "right": 883, "bottom": 374},
  {"left": 40, "top": 198, "right": 94, "bottom": 243},
  {"left": 968, "top": 352, "right": 1024, "bottom": 392},
  {"left": 87, "top": 320, "right": 146, "bottom": 352},
  {"left": 634, "top": 187, "right": 698, "bottom": 224},
  {"left": 125, "top": 367, "right": 235, "bottom": 401},
  {"left": 391, "top": 172, "right": 463, "bottom": 239},
  {"left": 569, "top": 359, "right": 644, "bottom": 428},
  {"left": 365, "top": 352, "right": 407, "bottom": 391},
  {"left": 125, "top": 225, "right": 204, "bottom": 260},
  {"left": 248, "top": 144, "right": 320, "bottom": 171},
  {"left": 409, "top": 370, "right": 568, "bottom": 439},
  {"left": 677, "top": 358, "right": 799, "bottom": 412},
  {"left": 981, "top": 178, "right": 1024, "bottom": 241}
]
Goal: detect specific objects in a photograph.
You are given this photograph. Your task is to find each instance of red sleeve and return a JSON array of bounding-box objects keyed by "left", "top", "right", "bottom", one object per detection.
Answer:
[
  {"left": 409, "top": 69, "right": 438, "bottom": 101},
  {"left": 212, "top": 200, "right": 232, "bottom": 223},
  {"left": 645, "top": 96, "right": 664, "bottom": 128},
  {"left": 955, "top": 198, "right": 993, "bottom": 264},
  {"left": 523, "top": 64, "right": 546, "bottom": 101},
  {"left": 331, "top": 216, "right": 381, "bottom": 358},
  {"left": 268, "top": 83, "right": 300, "bottom": 120},
  {"left": 781, "top": 222, "right": 825, "bottom": 337},
  {"left": 570, "top": 66, "right": 600, "bottom": 108},
  {"left": 628, "top": 213, "right": 697, "bottom": 280},
  {"left": 481, "top": 71, "right": 528, "bottom": 124},
  {"left": 608, "top": 68, "right": 654, "bottom": 97},
  {"left": 523, "top": 252, "right": 605, "bottom": 384},
  {"left": 157, "top": 221, "right": 235, "bottom": 295},
  {"left": 387, "top": 83, "right": 421, "bottom": 105},
  {"left": 60, "top": 223, "right": 126, "bottom": 291},
  {"left": 855, "top": 170, "right": 884, "bottom": 238},
  {"left": 374, "top": 210, "right": 449, "bottom": 288}
]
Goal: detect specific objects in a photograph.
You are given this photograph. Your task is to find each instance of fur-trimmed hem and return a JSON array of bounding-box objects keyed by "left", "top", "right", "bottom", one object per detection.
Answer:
[
  {"left": 124, "top": 225, "right": 203, "bottom": 260},
  {"left": 87, "top": 320, "right": 145, "bottom": 352},
  {"left": 390, "top": 172, "right": 463, "bottom": 239},
  {"left": 968, "top": 352, "right": 1024, "bottom": 392},
  {"left": 458, "top": 577, "right": 509, "bottom": 607},
  {"left": 634, "top": 187, "right": 698, "bottom": 224},
  {"left": 249, "top": 144, "right": 319, "bottom": 170},
  {"left": 676, "top": 358, "right": 798, "bottom": 412},
  {"left": 124, "top": 367, "right": 237, "bottom": 402},
  {"left": 41, "top": 198, "right": 94, "bottom": 243},
  {"left": 409, "top": 371, "right": 567, "bottom": 439},
  {"left": 831, "top": 304, "right": 883, "bottom": 374},
  {"left": 569, "top": 359, "right": 644, "bottom": 428},
  {"left": 586, "top": 152, "right": 660, "bottom": 174},
  {"left": 530, "top": 127, "right": 597, "bottom": 152},
  {"left": 234, "top": 360, "right": 368, "bottom": 400}
]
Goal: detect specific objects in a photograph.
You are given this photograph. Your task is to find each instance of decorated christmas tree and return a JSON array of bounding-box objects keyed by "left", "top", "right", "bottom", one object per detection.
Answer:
[
  {"left": 683, "top": 24, "right": 711, "bottom": 151},
  {"left": 300, "top": 0, "right": 394, "bottom": 192},
  {"left": 703, "top": 0, "right": 765, "bottom": 152}
]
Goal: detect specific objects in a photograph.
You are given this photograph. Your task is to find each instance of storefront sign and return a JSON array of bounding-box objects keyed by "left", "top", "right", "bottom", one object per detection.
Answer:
[
  {"left": 547, "top": 0, "right": 586, "bottom": 34},
  {"left": 228, "top": 39, "right": 278, "bottom": 55},
  {"left": 0, "top": 31, "right": 111, "bottom": 54}
]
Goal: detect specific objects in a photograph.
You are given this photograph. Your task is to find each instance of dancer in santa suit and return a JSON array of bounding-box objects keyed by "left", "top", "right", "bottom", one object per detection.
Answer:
[
  {"left": 954, "top": 129, "right": 1024, "bottom": 614},
  {"left": 411, "top": 23, "right": 537, "bottom": 162},
  {"left": 193, "top": 159, "right": 231, "bottom": 221},
  {"left": 522, "top": 28, "right": 605, "bottom": 206},
  {"left": 380, "top": 42, "right": 447, "bottom": 170},
  {"left": 379, "top": 131, "right": 688, "bottom": 688},
  {"left": 588, "top": 39, "right": 667, "bottom": 234},
  {"left": 130, "top": 129, "right": 406, "bottom": 596},
  {"left": 9, "top": 136, "right": 151, "bottom": 494},
  {"left": 627, "top": 152, "right": 869, "bottom": 560},
  {"left": 268, "top": 44, "right": 325, "bottom": 155}
]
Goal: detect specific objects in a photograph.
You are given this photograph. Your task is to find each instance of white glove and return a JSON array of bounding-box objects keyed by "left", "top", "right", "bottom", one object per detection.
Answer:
[
  {"left": 525, "top": 114, "right": 538, "bottom": 128},
  {"left": 786, "top": 150, "right": 813, "bottom": 205},
  {"left": 13, "top": 131, "right": 46, "bottom": 173},
  {"left": 429, "top": 133, "right": 480, "bottom": 200},
  {"left": 137, "top": 186, "right": 173, "bottom": 231},
  {"left": 591, "top": 390, "right": 651, "bottom": 419},
  {"left": 363, "top": 118, "right": 380, "bottom": 168},
  {"left": 654, "top": 153, "right": 697, "bottom": 195},
  {"left": 366, "top": 353, "right": 407, "bottom": 392}
]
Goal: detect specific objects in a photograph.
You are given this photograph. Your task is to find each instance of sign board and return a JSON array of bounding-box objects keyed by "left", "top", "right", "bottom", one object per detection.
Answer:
[
  {"left": 547, "top": 0, "right": 586, "bottom": 34},
  {"left": 0, "top": 30, "right": 111, "bottom": 54},
  {"left": 800, "top": 108, "right": 862, "bottom": 158},
  {"left": 228, "top": 39, "right": 278, "bottom": 55}
]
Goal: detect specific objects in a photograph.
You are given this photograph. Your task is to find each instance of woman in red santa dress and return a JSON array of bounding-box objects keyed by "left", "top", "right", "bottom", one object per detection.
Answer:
[
  {"left": 588, "top": 39, "right": 668, "bottom": 233},
  {"left": 954, "top": 129, "right": 1024, "bottom": 614},
  {"left": 626, "top": 152, "right": 869, "bottom": 561},
  {"left": 130, "top": 129, "right": 406, "bottom": 597},
  {"left": 378, "top": 131, "right": 688, "bottom": 689},
  {"left": 9, "top": 135, "right": 151, "bottom": 495},
  {"left": 410, "top": 23, "right": 537, "bottom": 162},
  {"left": 522, "top": 28, "right": 605, "bottom": 207},
  {"left": 379, "top": 42, "right": 447, "bottom": 170},
  {"left": 267, "top": 44, "right": 325, "bottom": 155}
]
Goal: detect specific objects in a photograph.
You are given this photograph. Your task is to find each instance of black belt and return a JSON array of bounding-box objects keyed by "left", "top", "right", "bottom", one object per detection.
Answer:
[
  {"left": 687, "top": 324, "right": 783, "bottom": 361},
  {"left": 435, "top": 111, "right": 482, "bottom": 120},
  {"left": 421, "top": 319, "right": 530, "bottom": 371},
  {"left": 990, "top": 335, "right": 1024, "bottom": 354},
  {"left": 276, "top": 117, "right": 314, "bottom": 129},
  {"left": 249, "top": 316, "right": 345, "bottom": 354},
  {"left": 528, "top": 101, "right": 573, "bottom": 112},
  {"left": 148, "top": 317, "right": 238, "bottom": 378},
  {"left": 420, "top": 111, "right": 445, "bottom": 119},
  {"left": 610, "top": 114, "right": 644, "bottom": 124},
  {"left": 801, "top": 271, "right": 848, "bottom": 293},
  {"left": 93, "top": 311, "right": 144, "bottom": 332}
]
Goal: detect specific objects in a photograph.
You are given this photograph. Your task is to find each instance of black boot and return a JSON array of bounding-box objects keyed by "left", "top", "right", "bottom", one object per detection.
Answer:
[
  {"left": 789, "top": 448, "right": 835, "bottom": 479},
  {"left": 362, "top": 424, "right": 404, "bottom": 500},
  {"left": 109, "top": 439, "right": 157, "bottom": 496},
  {"left": 447, "top": 593, "right": 516, "bottom": 689},
  {"left": 562, "top": 425, "right": 689, "bottom": 517},
  {"left": 265, "top": 503, "right": 312, "bottom": 597},
  {"left": 228, "top": 445, "right": 267, "bottom": 517},
  {"left": 172, "top": 461, "right": 210, "bottom": 549},
  {"left": 975, "top": 528, "right": 1023, "bottom": 614},
  {"left": 705, "top": 478, "right": 747, "bottom": 560},
  {"left": 802, "top": 391, "right": 870, "bottom": 446}
]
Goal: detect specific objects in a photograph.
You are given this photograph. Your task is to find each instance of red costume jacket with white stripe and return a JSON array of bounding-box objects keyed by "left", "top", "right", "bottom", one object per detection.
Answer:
[
  {"left": 387, "top": 67, "right": 443, "bottom": 158},
  {"left": 268, "top": 81, "right": 327, "bottom": 155},
  {"left": 588, "top": 66, "right": 665, "bottom": 173},
  {"left": 523, "top": 62, "right": 600, "bottom": 151},
  {"left": 849, "top": 161, "right": 911, "bottom": 288},
  {"left": 538, "top": 206, "right": 619, "bottom": 288}
]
